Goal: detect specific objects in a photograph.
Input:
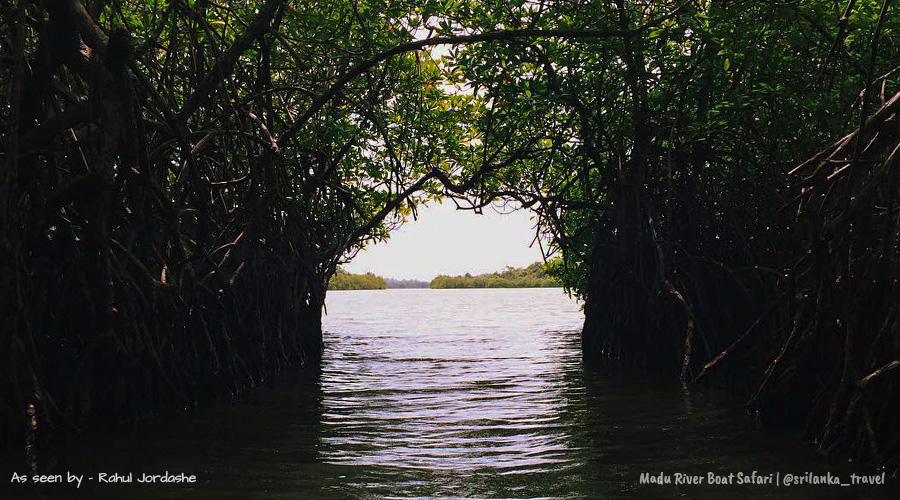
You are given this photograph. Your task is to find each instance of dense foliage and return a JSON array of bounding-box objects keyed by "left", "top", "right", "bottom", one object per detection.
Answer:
[
  {"left": 430, "top": 263, "right": 558, "bottom": 288},
  {"left": 3, "top": 0, "right": 900, "bottom": 471},
  {"left": 329, "top": 269, "right": 386, "bottom": 290},
  {"left": 0, "top": 0, "right": 478, "bottom": 445},
  {"left": 437, "top": 0, "right": 900, "bottom": 471}
]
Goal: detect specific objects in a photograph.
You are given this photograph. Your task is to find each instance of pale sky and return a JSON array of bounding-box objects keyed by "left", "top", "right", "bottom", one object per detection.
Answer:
[{"left": 342, "top": 201, "right": 546, "bottom": 280}]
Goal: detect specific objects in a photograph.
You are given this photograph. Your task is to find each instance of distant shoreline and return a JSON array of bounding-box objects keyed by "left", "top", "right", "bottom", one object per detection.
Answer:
[{"left": 329, "top": 263, "right": 560, "bottom": 290}]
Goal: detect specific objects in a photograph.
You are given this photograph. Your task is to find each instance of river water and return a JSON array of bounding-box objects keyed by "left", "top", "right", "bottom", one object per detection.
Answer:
[{"left": 3, "top": 288, "right": 896, "bottom": 499}]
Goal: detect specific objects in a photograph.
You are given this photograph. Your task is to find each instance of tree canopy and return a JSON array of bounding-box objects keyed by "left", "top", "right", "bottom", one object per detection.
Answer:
[
  {"left": 329, "top": 268, "right": 386, "bottom": 290},
  {"left": 430, "top": 262, "right": 559, "bottom": 288},
  {"left": 3, "top": 0, "right": 900, "bottom": 470}
]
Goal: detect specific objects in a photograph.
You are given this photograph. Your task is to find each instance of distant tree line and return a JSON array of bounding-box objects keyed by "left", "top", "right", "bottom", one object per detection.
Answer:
[
  {"left": 430, "top": 263, "right": 559, "bottom": 289},
  {"left": 328, "top": 263, "right": 559, "bottom": 290},
  {"left": 385, "top": 278, "right": 430, "bottom": 289},
  {"left": 329, "top": 268, "right": 386, "bottom": 290}
]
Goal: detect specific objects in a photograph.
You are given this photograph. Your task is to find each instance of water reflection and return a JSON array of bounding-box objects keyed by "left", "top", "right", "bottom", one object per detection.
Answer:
[
  {"left": 316, "top": 289, "right": 583, "bottom": 498},
  {"left": 2, "top": 366, "right": 328, "bottom": 500},
  {"left": 3, "top": 288, "right": 897, "bottom": 499}
]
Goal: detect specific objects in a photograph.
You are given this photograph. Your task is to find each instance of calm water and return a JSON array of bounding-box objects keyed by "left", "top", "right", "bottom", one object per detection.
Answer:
[{"left": 3, "top": 288, "right": 897, "bottom": 499}]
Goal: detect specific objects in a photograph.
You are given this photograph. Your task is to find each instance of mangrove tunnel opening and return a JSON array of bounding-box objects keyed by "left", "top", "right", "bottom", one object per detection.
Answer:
[{"left": 3, "top": 0, "right": 900, "bottom": 497}]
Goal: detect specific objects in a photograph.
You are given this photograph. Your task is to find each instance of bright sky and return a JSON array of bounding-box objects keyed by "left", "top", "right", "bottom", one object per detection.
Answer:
[{"left": 342, "top": 201, "right": 546, "bottom": 280}]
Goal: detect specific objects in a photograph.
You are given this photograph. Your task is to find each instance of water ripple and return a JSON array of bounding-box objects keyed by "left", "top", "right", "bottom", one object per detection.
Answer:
[
  {"left": 8, "top": 288, "right": 896, "bottom": 500},
  {"left": 319, "top": 289, "right": 583, "bottom": 482}
]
